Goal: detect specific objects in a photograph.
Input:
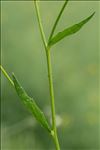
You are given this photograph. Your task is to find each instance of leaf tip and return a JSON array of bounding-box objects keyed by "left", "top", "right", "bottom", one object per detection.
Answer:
[
  {"left": 12, "top": 72, "right": 16, "bottom": 81},
  {"left": 91, "top": 11, "right": 95, "bottom": 18},
  {"left": 88, "top": 12, "right": 95, "bottom": 21},
  {"left": 12, "top": 72, "right": 15, "bottom": 77},
  {"left": 12, "top": 73, "right": 18, "bottom": 87}
]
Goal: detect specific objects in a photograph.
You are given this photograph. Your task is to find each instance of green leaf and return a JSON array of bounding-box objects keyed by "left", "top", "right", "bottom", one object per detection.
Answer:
[
  {"left": 48, "top": 12, "right": 95, "bottom": 47},
  {"left": 12, "top": 73, "right": 51, "bottom": 132},
  {"left": 48, "top": 0, "right": 69, "bottom": 41}
]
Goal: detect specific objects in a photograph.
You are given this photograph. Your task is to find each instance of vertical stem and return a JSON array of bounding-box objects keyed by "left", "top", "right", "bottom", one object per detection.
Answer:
[
  {"left": 34, "top": 1, "right": 60, "bottom": 150},
  {"left": 46, "top": 49, "right": 60, "bottom": 150},
  {"left": 34, "top": 1, "right": 47, "bottom": 51}
]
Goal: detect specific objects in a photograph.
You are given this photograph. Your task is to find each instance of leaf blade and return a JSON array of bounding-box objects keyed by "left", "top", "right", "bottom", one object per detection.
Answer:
[
  {"left": 48, "top": 12, "right": 95, "bottom": 47},
  {"left": 12, "top": 73, "right": 51, "bottom": 132},
  {"left": 48, "top": 0, "right": 69, "bottom": 41}
]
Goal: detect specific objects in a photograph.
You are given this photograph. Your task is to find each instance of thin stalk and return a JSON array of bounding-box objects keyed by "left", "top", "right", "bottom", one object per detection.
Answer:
[
  {"left": 46, "top": 49, "right": 60, "bottom": 150},
  {"left": 34, "top": 0, "right": 47, "bottom": 51},
  {"left": 34, "top": 1, "right": 60, "bottom": 150},
  {"left": 0, "top": 65, "right": 14, "bottom": 86},
  {"left": 48, "top": 0, "right": 68, "bottom": 42}
]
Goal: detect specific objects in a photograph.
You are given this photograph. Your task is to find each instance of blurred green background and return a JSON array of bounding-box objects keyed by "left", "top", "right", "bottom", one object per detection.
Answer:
[{"left": 1, "top": 1, "right": 100, "bottom": 150}]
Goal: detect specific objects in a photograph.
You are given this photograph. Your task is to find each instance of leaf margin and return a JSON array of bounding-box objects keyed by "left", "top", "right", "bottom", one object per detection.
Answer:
[
  {"left": 48, "top": 12, "right": 95, "bottom": 47},
  {"left": 12, "top": 73, "right": 51, "bottom": 132}
]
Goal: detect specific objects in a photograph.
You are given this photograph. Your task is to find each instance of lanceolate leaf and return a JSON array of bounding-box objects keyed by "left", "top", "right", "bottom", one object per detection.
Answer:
[
  {"left": 48, "top": 12, "right": 95, "bottom": 47},
  {"left": 48, "top": 0, "right": 69, "bottom": 41},
  {"left": 12, "top": 74, "right": 51, "bottom": 132}
]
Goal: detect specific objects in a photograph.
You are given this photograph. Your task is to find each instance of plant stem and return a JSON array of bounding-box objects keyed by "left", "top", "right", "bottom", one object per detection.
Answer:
[
  {"left": 34, "top": 0, "right": 47, "bottom": 51},
  {"left": 34, "top": 1, "right": 60, "bottom": 150},
  {"left": 0, "top": 65, "right": 14, "bottom": 86},
  {"left": 48, "top": 0, "right": 68, "bottom": 42},
  {"left": 46, "top": 49, "right": 60, "bottom": 150}
]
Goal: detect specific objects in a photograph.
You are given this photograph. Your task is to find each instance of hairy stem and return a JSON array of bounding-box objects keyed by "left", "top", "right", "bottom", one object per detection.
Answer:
[
  {"left": 34, "top": 1, "right": 60, "bottom": 150},
  {"left": 0, "top": 65, "right": 14, "bottom": 86}
]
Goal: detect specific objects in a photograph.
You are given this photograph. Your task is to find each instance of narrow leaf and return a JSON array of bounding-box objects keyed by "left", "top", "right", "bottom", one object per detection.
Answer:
[
  {"left": 12, "top": 73, "right": 51, "bottom": 132},
  {"left": 48, "top": 12, "right": 95, "bottom": 47},
  {"left": 48, "top": 0, "right": 69, "bottom": 41}
]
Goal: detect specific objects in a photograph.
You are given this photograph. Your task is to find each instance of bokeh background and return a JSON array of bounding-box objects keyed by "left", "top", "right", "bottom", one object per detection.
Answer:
[{"left": 1, "top": 1, "right": 100, "bottom": 150}]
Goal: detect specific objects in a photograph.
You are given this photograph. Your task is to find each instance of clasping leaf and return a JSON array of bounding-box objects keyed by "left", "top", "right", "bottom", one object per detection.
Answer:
[
  {"left": 12, "top": 73, "right": 51, "bottom": 132},
  {"left": 48, "top": 12, "right": 95, "bottom": 47}
]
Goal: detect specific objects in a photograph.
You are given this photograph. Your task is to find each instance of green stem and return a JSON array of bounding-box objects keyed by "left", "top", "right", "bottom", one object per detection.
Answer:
[
  {"left": 34, "top": 1, "right": 60, "bottom": 150},
  {"left": 48, "top": 0, "right": 68, "bottom": 42},
  {"left": 0, "top": 65, "right": 14, "bottom": 86},
  {"left": 46, "top": 49, "right": 60, "bottom": 150},
  {"left": 34, "top": 0, "right": 47, "bottom": 51}
]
